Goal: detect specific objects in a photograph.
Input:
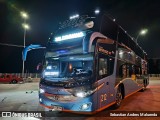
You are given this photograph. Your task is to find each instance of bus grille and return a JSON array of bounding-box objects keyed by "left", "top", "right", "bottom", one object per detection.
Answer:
[
  {"left": 40, "top": 79, "right": 65, "bottom": 87},
  {"left": 45, "top": 94, "right": 78, "bottom": 102}
]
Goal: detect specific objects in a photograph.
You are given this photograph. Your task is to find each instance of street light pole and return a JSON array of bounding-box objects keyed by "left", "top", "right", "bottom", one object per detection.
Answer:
[
  {"left": 20, "top": 11, "right": 29, "bottom": 78},
  {"left": 135, "top": 28, "right": 148, "bottom": 43},
  {"left": 22, "top": 19, "right": 26, "bottom": 78},
  {"left": 135, "top": 34, "right": 140, "bottom": 43}
]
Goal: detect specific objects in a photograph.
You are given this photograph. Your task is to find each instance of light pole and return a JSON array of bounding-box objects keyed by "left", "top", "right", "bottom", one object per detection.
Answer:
[
  {"left": 135, "top": 28, "right": 148, "bottom": 43},
  {"left": 20, "top": 11, "right": 29, "bottom": 78}
]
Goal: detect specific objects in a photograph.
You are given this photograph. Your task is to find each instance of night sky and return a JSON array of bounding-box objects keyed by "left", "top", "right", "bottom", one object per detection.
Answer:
[{"left": 0, "top": 0, "right": 160, "bottom": 73}]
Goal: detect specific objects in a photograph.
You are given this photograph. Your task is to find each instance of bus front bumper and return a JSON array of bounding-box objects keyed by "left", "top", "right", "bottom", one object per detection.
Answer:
[{"left": 39, "top": 94, "right": 93, "bottom": 112}]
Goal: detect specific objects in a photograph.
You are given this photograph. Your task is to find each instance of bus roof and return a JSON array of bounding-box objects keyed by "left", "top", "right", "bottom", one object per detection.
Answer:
[{"left": 47, "top": 13, "right": 147, "bottom": 59}]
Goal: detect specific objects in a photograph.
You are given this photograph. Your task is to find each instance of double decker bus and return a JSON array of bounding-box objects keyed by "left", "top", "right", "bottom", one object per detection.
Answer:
[{"left": 39, "top": 13, "right": 149, "bottom": 114}]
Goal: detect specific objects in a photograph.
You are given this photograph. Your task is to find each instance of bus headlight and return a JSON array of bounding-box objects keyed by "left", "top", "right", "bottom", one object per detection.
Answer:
[
  {"left": 76, "top": 92, "right": 86, "bottom": 98},
  {"left": 40, "top": 88, "right": 45, "bottom": 93},
  {"left": 80, "top": 103, "right": 92, "bottom": 110},
  {"left": 39, "top": 98, "right": 43, "bottom": 102},
  {"left": 75, "top": 90, "right": 96, "bottom": 98}
]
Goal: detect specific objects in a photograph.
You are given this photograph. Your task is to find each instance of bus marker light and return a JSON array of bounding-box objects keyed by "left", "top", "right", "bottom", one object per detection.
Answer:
[
  {"left": 80, "top": 103, "right": 92, "bottom": 110},
  {"left": 39, "top": 98, "right": 42, "bottom": 102},
  {"left": 81, "top": 104, "right": 88, "bottom": 110},
  {"left": 40, "top": 88, "right": 45, "bottom": 93}
]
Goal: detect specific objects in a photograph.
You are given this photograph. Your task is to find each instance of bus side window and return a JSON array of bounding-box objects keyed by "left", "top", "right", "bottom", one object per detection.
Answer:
[
  {"left": 126, "top": 65, "right": 130, "bottom": 77},
  {"left": 99, "top": 58, "right": 107, "bottom": 75},
  {"left": 98, "top": 52, "right": 115, "bottom": 79},
  {"left": 128, "top": 64, "right": 135, "bottom": 77},
  {"left": 135, "top": 66, "right": 141, "bottom": 76},
  {"left": 119, "top": 64, "right": 130, "bottom": 78},
  {"left": 99, "top": 58, "right": 108, "bottom": 78},
  {"left": 122, "top": 64, "right": 127, "bottom": 78}
]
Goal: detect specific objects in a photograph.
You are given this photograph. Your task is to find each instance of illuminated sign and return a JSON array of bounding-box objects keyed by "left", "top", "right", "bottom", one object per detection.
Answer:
[
  {"left": 55, "top": 32, "right": 84, "bottom": 42},
  {"left": 99, "top": 47, "right": 115, "bottom": 55},
  {"left": 44, "top": 71, "right": 59, "bottom": 76}
]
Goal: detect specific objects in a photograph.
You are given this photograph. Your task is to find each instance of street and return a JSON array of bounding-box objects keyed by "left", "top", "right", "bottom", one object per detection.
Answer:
[{"left": 0, "top": 80, "right": 160, "bottom": 120}]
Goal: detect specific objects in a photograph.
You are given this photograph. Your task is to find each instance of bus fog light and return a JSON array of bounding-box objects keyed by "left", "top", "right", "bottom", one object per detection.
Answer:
[
  {"left": 82, "top": 104, "right": 88, "bottom": 110},
  {"left": 80, "top": 103, "right": 92, "bottom": 110},
  {"left": 39, "top": 98, "right": 42, "bottom": 102},
  {"left": 40, "top": 88, "right": 45, "bottom": 93},
  {"left": 76, "top": 92, "right": 85, "bottom": 98}
]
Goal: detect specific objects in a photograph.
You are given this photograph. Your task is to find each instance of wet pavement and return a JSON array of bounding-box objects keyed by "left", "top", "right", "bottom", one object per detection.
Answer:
[{"left": 0, "top": 80, "right": 160, "bottom": 120}]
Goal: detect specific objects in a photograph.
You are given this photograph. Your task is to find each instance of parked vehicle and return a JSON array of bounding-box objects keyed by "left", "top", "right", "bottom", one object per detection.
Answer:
[{"left": 0, "top": 74, "right": 23, "bottom": 84}]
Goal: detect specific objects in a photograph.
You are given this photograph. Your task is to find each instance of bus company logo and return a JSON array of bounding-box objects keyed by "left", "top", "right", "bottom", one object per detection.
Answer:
[
  {"left": 53, "top": 88, "right": 61, "bottom": 92},
  {"left": 98, "top": 47, "right": 114, "bottom": 55}
]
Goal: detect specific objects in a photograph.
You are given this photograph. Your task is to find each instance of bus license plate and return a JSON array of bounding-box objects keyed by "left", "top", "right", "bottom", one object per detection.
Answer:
[{"left": 51, "top": 105, "right": 63, "bottom": 111}]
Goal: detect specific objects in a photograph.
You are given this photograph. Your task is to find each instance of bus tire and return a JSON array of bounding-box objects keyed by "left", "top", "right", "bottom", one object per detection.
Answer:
[
  {"left": 140, "top": 79, "right": 147, "bottom": 92},
  {"left": 113, "top": 86, "right": 123, "bottom": 109}
]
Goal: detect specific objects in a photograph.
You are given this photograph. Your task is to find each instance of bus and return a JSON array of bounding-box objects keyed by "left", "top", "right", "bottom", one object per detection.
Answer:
[{"left": 38, "top": 13, "right": 149, "bottom": 114}]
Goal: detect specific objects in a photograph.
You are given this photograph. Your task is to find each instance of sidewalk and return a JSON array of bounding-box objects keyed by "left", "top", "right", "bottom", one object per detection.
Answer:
[{"left": 149, "top": 77, "right": 160, "bottom": 80}]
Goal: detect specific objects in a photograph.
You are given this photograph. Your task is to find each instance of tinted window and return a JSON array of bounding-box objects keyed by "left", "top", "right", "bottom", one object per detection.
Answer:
[{"left": 98, "top": 53, "right": 115, "bottom": 79}]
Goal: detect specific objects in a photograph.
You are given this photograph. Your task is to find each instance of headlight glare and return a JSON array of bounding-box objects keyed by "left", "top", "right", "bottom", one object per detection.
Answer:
[
  {"left": 40, "top": 88, "right": 45, "bottom": 93},
  {"left": 75, "top": 89, "right": 96, "bottom": 98}
]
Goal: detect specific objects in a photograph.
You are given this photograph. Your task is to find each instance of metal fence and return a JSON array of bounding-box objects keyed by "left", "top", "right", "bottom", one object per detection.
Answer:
[
  {"left": 0, "top": 73, "right": 41, "bottom": 78},
  {"left": 0, "top": 73, "right": 160, "bottom": 78},
  {"left": 149, "top": 74, "right": 160, "bottom": 77}
]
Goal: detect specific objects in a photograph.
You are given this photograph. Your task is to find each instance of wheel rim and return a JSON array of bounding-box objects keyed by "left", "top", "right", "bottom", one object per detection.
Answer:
[
  {"left": 116, "top": 89, "right": 122, "bottom": 106},
  {"left": 12, "top": 80, "right": 17, "bottom": 84}
]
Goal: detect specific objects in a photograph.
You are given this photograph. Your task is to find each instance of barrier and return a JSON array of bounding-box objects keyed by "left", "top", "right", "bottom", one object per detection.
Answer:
[{"left": 0, "top": 73, "right": 159, "bottom": 82}]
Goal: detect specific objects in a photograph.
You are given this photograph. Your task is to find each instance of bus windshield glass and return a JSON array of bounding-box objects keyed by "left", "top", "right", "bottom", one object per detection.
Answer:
[{"left": 44, "top": 53, "right": 93, "bottom": 78}]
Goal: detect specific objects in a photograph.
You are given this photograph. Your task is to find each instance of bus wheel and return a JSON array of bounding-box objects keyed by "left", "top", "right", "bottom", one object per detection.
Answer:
[
  {"left": 113, "top": 87, "right": 123, "bottom": 109},
  {"left": 140, "top": 79, "right": 147, "bottom": 92}
]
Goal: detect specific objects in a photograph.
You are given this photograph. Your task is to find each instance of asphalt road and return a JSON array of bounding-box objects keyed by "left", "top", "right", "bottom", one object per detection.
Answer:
[{"left": 0, "top": 80, "right": 160, "bottom": 120}]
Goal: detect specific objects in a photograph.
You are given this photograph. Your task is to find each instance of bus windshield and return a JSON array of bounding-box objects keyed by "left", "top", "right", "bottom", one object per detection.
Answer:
[{"left": 44, "top": 53, "right": 94, "bottom": 78}]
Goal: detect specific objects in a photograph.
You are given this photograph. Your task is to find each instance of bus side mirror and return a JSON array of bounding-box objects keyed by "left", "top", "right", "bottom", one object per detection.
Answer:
[{"left": 22, "top": 44, "right": 46, "bottom": 61}]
